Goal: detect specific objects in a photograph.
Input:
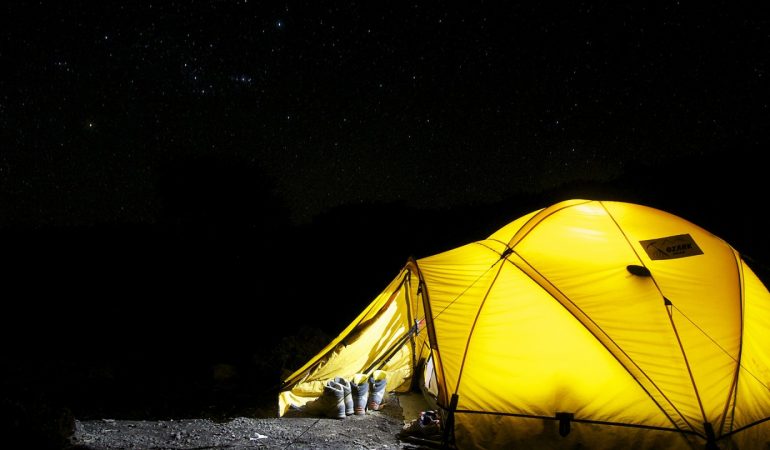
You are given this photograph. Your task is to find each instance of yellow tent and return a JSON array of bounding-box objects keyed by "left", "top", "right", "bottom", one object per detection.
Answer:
[{"left": 279, "top": 199, "right": 770, "bottom": 449}]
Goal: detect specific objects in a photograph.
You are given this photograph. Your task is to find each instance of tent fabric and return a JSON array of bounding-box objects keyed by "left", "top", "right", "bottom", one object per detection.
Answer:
[
  {"left": 278, "top": 199, "right": 770, "bottom": 449},
  {"left": 278, "top": 265, "right": 430, "bottom": 414}
]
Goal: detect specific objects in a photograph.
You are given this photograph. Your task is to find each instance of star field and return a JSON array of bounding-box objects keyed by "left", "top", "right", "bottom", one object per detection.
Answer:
[{"left": 2, "top": 2, "right": 768, "bottom": 226}]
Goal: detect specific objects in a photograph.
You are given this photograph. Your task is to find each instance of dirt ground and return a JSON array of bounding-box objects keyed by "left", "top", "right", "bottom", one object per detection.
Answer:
[{"left": 67, "top": 393, "right": 435, "bottom": 450}]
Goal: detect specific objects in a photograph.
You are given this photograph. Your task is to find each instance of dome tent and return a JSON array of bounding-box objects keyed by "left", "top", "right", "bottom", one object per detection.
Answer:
[{"left": 279, "top": 199, "right": 770, "bottom": 449}]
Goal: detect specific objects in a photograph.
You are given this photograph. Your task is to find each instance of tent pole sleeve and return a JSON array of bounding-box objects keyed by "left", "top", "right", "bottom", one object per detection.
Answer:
[
  {"left": 405, "top": 271, "right": 418, "bottom": 373},
  {"left": 666, "top": 298, "right": 709, "bottom": 426},
  {"left": 410, "top": 257, "right": 450, "bottom": 409}
]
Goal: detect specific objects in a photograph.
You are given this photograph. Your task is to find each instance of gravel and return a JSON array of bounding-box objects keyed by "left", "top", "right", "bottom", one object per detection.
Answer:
[{"left": 69, "top": 394, "right": 418, "bottom": 450}]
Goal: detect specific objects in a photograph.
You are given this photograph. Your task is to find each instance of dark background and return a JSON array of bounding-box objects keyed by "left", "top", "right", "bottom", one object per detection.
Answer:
[{"left": 1, "top": 1, "right": 768, "bottom": 443}]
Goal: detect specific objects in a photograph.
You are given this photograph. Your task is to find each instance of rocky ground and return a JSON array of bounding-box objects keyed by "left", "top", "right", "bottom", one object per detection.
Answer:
[{"left": 66, "top": 393, "right": 435, "bottom": 450}]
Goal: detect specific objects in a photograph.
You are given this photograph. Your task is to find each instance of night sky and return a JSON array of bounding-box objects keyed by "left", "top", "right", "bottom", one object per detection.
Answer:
[
  {"left": 2, "top": 0, "right": 770, "bottom": 427},
  {"left": 4, "top": 2, "right": 767, "bottom": 227}
]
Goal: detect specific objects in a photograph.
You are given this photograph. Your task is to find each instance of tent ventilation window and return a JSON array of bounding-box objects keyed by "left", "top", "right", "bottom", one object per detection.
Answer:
[{"left": 626, "top": 264, "right": 651, "bottom": 277}]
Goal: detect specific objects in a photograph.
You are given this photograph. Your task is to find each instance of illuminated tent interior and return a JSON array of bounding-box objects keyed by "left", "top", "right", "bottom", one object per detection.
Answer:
[{"left": 278, "top": 199, "right": 770, "bottom": 449}]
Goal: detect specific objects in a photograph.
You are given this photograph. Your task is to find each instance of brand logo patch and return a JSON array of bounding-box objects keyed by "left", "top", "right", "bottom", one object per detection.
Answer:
[{"left": 639, "top": 234, "right": 704, "bottom": 260}]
